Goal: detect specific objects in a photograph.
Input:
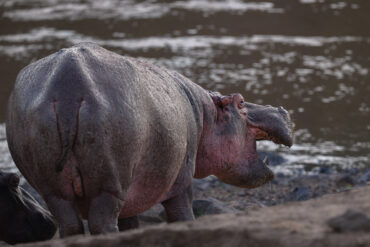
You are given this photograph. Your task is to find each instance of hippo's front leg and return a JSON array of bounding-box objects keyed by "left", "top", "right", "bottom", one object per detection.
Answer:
[
  {"left": 161, "top": 185, "right": 195, "bottom": 222},
  {"left": 88, "top": 192, "right": 124, "bottom": 235}
]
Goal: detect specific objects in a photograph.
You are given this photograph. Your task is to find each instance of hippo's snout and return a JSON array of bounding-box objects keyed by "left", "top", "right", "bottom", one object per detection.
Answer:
[
  {"left": 245, "top": 102, "right": 294, "bottom": 147},
  {"left": 278, "top": 106, "right": 286, "bottom": 113}
]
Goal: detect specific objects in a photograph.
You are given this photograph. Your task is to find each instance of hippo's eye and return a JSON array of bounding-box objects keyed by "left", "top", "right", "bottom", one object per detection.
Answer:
[{"left": 238, "top": 100, "right": 244, "bottom": 109}]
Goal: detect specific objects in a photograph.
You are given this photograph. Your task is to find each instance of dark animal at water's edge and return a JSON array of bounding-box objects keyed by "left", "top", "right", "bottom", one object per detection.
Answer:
[
  {"left": 0, "top": 171, "right": 57, "bottom": 245},
  {"left": 6, "top": 43, "right": 293, "bottom": 237}
]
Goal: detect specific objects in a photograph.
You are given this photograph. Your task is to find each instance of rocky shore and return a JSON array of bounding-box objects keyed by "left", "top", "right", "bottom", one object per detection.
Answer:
[
  {"left": 17, "top": 185, "right": 370, "bottom": 247},
  {"left": 12, "top": 168, "right": 370, "bottom": 247},
  {"left": 19, "top": 165, "right": 370, "bottom": 228},
  {"left": 192, "top": 166, "right": 370, "bottom": 212},
  {"left": 0, "top": 156, "right": 369, "bottom": 247}
]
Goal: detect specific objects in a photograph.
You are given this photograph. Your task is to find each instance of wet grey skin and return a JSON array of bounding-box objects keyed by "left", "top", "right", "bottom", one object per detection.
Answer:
[
  {"left": 0, "top": 171, "right": 57, "bottom": 245},
  {"left": 6, "top": 43, "right": 293, "bottom": 237}
]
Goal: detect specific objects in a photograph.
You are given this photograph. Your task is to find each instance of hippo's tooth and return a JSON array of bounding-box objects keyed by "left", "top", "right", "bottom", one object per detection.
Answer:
[{"left": 263, "top": 156, "right": 269, "bottom": 166}]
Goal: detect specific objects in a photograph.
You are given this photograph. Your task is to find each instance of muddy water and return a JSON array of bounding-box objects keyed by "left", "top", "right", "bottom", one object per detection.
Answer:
[{"left": 0, "top": 0, "right": 369, "bottom": 175}]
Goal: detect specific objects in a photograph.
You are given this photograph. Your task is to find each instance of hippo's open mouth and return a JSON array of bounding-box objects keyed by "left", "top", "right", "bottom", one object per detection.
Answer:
[
  {"left": 249, "top": 126, "right": 292, "bottom": 168},
  {"left": 243, "top": 103, "right": 294, "bottom": 187}
]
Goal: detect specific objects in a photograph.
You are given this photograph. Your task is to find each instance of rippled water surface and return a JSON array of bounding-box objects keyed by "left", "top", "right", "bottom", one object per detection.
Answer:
[{"left": 0, "top": 0, "right": 369, "bottom": 175}]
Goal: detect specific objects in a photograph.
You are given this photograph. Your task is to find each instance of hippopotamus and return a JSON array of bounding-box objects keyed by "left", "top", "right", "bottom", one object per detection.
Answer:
[
  {"left": 6, "top": 43, "right": 293, "bottom": 237},
  {"left": 0, "top": 171, "right": 57, "bottom": 244}
]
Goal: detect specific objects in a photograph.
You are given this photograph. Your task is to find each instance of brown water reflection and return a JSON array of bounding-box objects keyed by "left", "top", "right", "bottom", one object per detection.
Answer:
[{"left": 0, "top": 0, "right": 369, "bottom": 174}]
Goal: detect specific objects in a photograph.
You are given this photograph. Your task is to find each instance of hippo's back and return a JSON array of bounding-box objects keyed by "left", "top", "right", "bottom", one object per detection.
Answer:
[{"left": 6, "top": 43, "right": 201, "bottom": 216}]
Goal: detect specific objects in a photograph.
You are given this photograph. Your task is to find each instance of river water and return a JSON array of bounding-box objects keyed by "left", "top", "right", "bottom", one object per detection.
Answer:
[{"left": 0, "top": 0, "right": 369, "bottom": 175}]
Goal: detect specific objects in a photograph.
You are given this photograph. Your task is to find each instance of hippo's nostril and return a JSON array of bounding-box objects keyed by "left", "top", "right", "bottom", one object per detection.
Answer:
[{"left": 278, "top": 106, "right": 287, "bottom": 114}]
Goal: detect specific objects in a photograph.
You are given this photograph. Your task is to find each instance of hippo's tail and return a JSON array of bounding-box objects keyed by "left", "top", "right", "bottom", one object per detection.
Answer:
[{"left": 53, "top": 99, "right": 84, "bottom": 173}]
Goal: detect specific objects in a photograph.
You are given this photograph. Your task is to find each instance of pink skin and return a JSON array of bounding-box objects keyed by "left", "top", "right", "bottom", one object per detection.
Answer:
[
  {"left": 195, "top": 93, "right": 276, "bottom": 188},
  {"left": 195, "top": 93, "right": 247, "bottom": 178}
]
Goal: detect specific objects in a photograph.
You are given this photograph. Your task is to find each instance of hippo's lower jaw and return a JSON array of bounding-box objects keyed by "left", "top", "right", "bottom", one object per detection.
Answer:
[
  {"left": 242, "top": 147, "right": 275, "bottom": 189},
  {"left": 214, "top": 153, "right": 274, "bottom": 189}
]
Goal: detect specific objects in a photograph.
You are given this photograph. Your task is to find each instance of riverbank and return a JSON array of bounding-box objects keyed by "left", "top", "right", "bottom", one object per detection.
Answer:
[
  {"left": 193, "top": 166, "right": 370, "bottom": 210},
  {"left": 18, "top": 185, "right": 370, "bottom": 247},
  {"left": 19, "top": 165, "right": 370, "bottom": 230}
]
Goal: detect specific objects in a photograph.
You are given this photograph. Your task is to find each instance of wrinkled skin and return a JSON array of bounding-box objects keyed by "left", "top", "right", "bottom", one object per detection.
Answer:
[
  {"left": 6, "top": 43, "right": 293, "bottom": 237},
  {"left": 0, "top": 171, "right": 57, "bottom": 244}
]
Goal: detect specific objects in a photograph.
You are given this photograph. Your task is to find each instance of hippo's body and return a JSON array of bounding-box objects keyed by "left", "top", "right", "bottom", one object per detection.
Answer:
[
  {"left": 0, "top": 171, "right": 56, "bottom": 244},
  {"left": 6, "top": 43, "right": 293, "bottom": 236}
]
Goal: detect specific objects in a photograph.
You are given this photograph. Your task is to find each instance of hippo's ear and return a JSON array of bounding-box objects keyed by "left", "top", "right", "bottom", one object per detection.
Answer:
[
  {"left": 209, "top": 91, "right": 232, "bottom": 108},
  {"left": 7, "top": 173, "right": 20, "bottom": 188}
]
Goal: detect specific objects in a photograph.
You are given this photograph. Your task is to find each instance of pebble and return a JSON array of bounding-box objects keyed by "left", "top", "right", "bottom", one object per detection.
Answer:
[
  {"left": 192, "top": 198, "right": 237, "bottom": 217},
  {"left": 285, "top": 186, "right": 310, "bottom": 202},
  {"left": 327, "top": 209, "right": 370, "bottom": 233},
  {"left": 359, "top": 169, "right": 370, "bottom": 184}
]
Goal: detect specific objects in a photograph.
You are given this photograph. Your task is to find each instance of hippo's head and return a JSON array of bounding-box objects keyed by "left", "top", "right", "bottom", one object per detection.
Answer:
[
  {"left": 0, "top": 171, "right": 57, "bottom": 245},
  {"left": 195, "top": 92, "right": 293, "bottom": 188}
]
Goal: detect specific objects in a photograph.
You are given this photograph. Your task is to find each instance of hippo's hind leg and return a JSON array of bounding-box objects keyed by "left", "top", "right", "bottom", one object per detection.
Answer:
[
  {"left": 161, "top": 185, "right": 195, "bottom": 222},
  {"left": 88, "top": 192, "right": 124, "bottom": 235},
  {"left": 118, "top": 216, "right": 139, "bottom": 231},
  {"left": 45, "top": 196, "right": 84, "bottom": 237}
]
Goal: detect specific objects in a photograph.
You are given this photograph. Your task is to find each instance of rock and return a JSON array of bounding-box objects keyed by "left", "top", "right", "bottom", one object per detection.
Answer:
[
  {"left": 138, "top": 204, "right": 165, "bottom": 225},
  {"left": 347, "top": 168, "right": 360, "bottom": 176},
  {"left": 158, "top": 198, "right": 238, "bottom": 221},
  {"left": 318, "top": 165, "right": 334, "bottom": 174},
  {"left": 257, "top": 151, "right": 286, "bottom": 166},
  {"left": 359, "top": 170, "right": 370, "bottom": 184},
  {"left": 327, "top": 209, "right": 370, "bottom": 233},
  {"left": 336, "top": 174, "right": 356, "bottom": 187},
  {"left": 193, "top": 176, "right": 219, "bottom": 193},
  {"left": 193, "top": 179, "right": 211, "bottom": 191},
  {"left": 285, "top": 186, "right": 310, "bottom": 202},
  {"left": 312, "top": 184, "right": 329, "bottom": 198},
  {"left": 192, "top": 198, "right": 237, "bottom": 217}
]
